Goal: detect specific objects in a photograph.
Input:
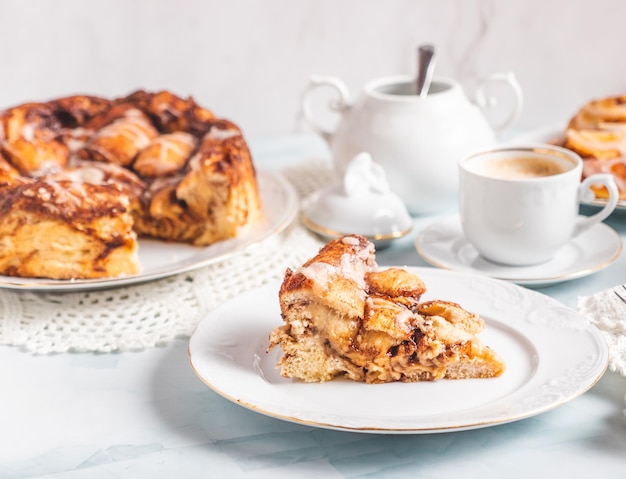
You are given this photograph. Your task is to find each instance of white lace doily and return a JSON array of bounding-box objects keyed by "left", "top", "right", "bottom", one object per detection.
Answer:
[
  {"left": 577, "top": 288, "right": 626, "bottom": 377},
  {"left": 0, "top": 159, "right": 335, "bottom": 354}
]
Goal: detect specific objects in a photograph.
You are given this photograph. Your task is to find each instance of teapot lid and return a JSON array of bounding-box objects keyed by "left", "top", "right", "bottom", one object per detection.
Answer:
[{"left": 300, "top": 153, "right": 413, "bottom": 248}]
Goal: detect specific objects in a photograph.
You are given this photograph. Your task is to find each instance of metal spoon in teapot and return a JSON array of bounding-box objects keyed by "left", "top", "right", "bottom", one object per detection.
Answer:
[{"left": 416, "top": 44, "right": 437, "bottom": 97}]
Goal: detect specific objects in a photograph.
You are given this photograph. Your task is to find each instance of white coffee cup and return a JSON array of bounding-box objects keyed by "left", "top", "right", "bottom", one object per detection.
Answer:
[{"left": 459, "top": 144, "right": 619, "bottom": 266}]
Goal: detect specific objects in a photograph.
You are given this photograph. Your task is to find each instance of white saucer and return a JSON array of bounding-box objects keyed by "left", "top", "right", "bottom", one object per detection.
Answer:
[{"left": 415, "top": 215, "right": 622, "bottom": 286}]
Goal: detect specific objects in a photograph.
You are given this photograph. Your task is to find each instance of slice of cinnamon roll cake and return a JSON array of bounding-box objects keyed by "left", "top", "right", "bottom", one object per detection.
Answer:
[{"left": 268, "top": 235, "right": 505, "bottom": 383}]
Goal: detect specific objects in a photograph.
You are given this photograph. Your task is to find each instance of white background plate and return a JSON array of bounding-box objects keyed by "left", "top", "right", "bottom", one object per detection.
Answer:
[
  {"left": 188, "top": 267, "right": 608, "bottom": 433},
  {"left": 415, "top": 215, "right": 622, "bottom": 286},
  {"left": 0, "top": 170, "right": 298, "bottom": 292}
]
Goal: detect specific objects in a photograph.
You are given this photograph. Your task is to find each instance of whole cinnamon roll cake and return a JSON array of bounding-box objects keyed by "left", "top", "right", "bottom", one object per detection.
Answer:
[{"left": 0, "top": 90, "right": 262, "bottom": 280}]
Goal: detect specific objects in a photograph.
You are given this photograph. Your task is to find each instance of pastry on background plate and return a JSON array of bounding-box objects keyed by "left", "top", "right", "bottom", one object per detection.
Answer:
[
  {"left": 0, "top": 90, "right": 262, "bottom": 280},
  {"left": 563, "top": 94, "right": 626, "bottom": 200},
  {"left": 268, "top": 235, "right": 505, "bottom": 383}
]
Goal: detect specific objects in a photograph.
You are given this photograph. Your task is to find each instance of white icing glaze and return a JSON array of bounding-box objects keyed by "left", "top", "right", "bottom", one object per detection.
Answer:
[
  {"left": 65, "top": 128, "right": 92, "bottom": 154},
  {"left": 298, "top": 240, "right": 375, "bottom": 292},
  {"left": 341, "top": 236, "right": 360, "bottom": 246},
  {"left": 53, "top": 166, "right": 106, "bottom": 185},
  {"left": 147, "top": 132, "right": 197, "bottom": 169},
  {"left": 299, "top": 261, "right": 335, "bottom": 287},
  {"left": 21, "top": 122, "right": 35, "bottom": 142},
  {"left": 206, "top": 127, "right": 238, "bottom": 141},
  {"left": 187, "top": 152, "right": 202, "bottom": 170},
  {"left": 93, "top": 109, "right": 156, "bottom": 149}
]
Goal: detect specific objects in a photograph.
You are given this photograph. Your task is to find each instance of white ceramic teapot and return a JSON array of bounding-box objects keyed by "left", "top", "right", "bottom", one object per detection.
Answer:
[{"left": 301, "top": 73, "right": 523, "bottom": 214}]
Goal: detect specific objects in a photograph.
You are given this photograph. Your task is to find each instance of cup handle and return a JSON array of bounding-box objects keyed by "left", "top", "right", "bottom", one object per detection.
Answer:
[
  {"left": 573, "top": 173, "right": 619, "bottom": 237},
  {"left": 300, "top": 75, "right": 351, "bottom": 144},
  {"left": 474, "top": 72, "right": 524, "bottom": 134}
]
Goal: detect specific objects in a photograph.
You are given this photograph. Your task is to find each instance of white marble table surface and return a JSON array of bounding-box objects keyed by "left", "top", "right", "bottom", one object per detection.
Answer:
[{"left": 2, "top": 135, "right": 626, "bottom": 479}]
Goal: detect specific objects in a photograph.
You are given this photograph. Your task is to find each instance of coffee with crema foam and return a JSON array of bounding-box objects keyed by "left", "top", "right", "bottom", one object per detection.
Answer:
[
  {"left": 460, "top": 145, "right": 618, "bottom": 266},
  {"left": 475, "top": 156, "right": 569, "bottom": 180}
]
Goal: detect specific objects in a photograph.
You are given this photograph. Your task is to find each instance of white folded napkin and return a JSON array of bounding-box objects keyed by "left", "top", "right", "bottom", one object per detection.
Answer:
[
  {"left": 577, "top": 287, "right": 626, "bottom": 376},
  {"left": 577, "top": 286, "right": 626, "bottom": 411}
]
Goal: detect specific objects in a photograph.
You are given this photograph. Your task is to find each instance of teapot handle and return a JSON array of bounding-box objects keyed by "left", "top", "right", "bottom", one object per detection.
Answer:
[
  {"left": 300, "top": 76, "right": 351, "bottom": 144},
  {"left": 474, "top": 72, "right": 524, "bottom": 134}
]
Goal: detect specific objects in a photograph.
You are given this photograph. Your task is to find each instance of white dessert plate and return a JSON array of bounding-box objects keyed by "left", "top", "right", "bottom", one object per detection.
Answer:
[
  {"left": 188, "top": 267, "right": 608, "bottom": 434},
  {"left": 509, "top": 125, "right": 626, "bottom": 211},
  {"left": 0, "top": 171, "right": 298, "bottom": 292},
  {"left": 415, "top": 215, "right": 622, "bottom": 286}
]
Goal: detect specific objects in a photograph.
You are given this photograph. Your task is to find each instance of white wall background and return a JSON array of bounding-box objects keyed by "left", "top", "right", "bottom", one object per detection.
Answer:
[{"left": 0, "top": 0, "right": 624, "bottom": 140}]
